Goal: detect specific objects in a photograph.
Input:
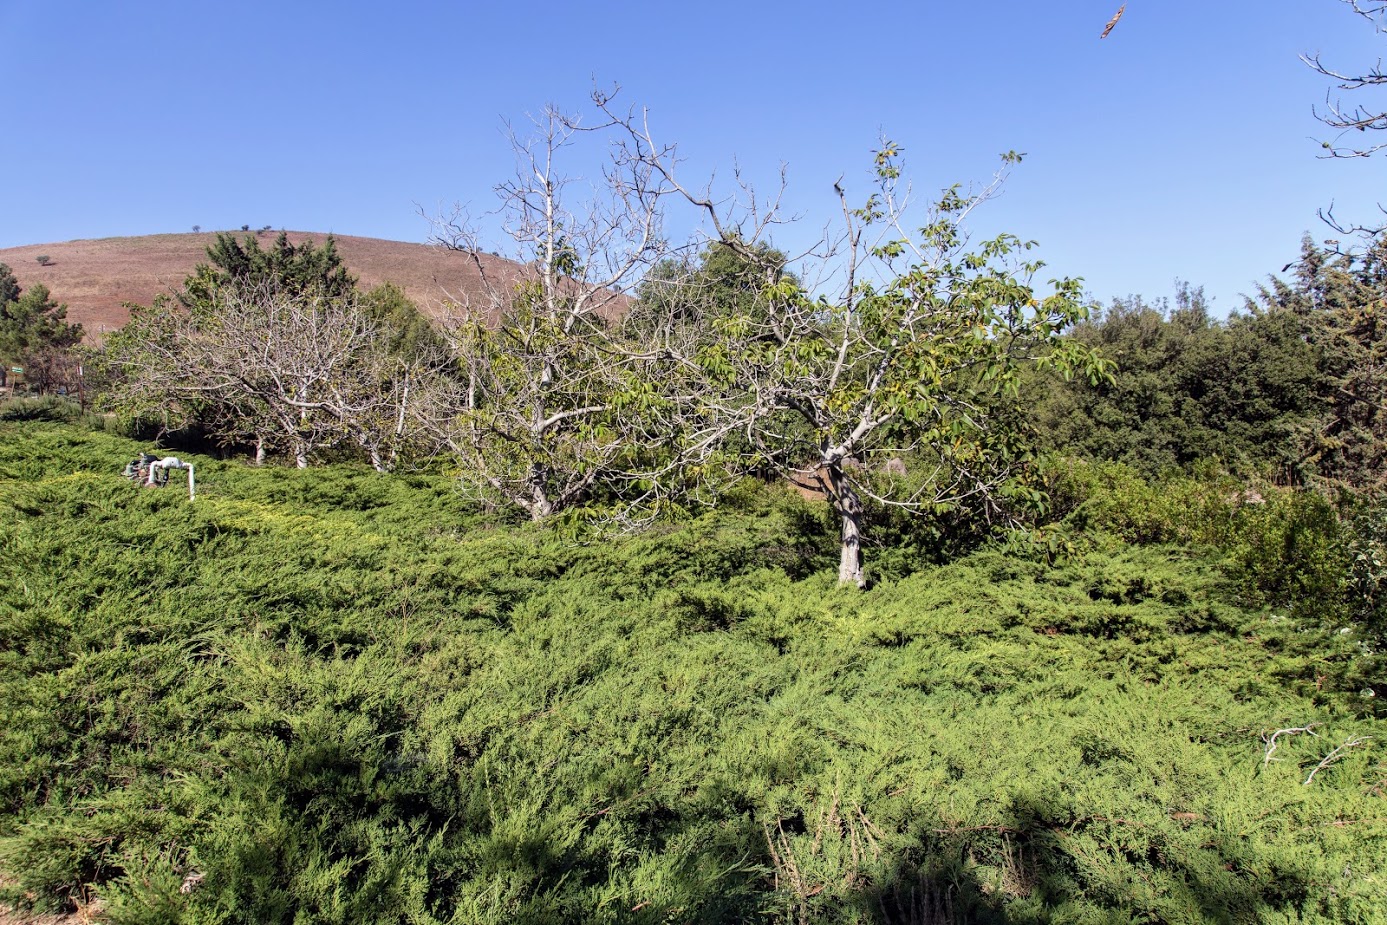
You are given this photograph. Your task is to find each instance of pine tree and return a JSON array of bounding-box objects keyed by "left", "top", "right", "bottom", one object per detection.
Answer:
[
  {"left": 0, "top": 269, "right": 83, "bottom": 393},
  {"left": 180, "top": 232, "right": 356, "bottom": 311}
]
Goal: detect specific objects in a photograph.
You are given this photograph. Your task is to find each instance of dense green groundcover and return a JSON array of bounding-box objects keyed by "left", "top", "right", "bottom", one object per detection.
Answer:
[{"left": 1, "top": 423, "right": 1384, "bottom": 924}]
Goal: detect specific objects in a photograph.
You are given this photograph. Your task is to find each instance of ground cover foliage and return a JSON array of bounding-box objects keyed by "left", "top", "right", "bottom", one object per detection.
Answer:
[{"left": 1, "top": 422, "right": 1385, "bottom": 924}]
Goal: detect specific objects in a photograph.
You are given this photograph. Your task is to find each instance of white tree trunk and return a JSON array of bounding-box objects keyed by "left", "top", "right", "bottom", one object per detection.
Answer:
[
  {"left": 529, "top": 487, "right": 554, "bottom": 521},
  {"left": 827, "top": 464, "right": 866, "bottom": 589}
]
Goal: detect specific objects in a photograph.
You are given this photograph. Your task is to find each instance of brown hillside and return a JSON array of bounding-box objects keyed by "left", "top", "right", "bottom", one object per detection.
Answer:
[{"left": 0, "top": 232, "right": 530, "bottom": 342}]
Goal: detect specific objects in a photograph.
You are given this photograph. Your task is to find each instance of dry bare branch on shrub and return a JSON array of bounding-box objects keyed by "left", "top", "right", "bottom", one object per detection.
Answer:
[
  {"left": 1305, "top": 735, "right": 1373, "bottom": 785},
  {"left": 1263, "top": 724, "right": 1321, "bottom": 765}
]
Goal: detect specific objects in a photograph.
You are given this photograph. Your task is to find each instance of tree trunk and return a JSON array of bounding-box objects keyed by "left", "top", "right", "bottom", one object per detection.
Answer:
[
  {"left": 295, "top": 399, "right": 311, "bottom": 469},
  {"left": 826, "top": 463, "right": 866, "bottom": 588},
  {"left": 528, "top": 464, "right": 553, "bottom": 521},
  {"left": 254, "top": 438, "right": 266, "bottom": 467},
  {"left": 529, "top": 488, "right": 553, "bottom": 521}
]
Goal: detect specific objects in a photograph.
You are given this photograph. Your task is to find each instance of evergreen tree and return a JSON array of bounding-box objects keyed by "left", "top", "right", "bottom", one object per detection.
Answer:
[
  {"left": 1255, "top": 236, "right": 1387, "bottom": 489},
  {"left": 628, "top": 240, "right": 793, "bottom": 343},
  {"left": 0, "top": 270, "right": 83, "bottom": 393},
  {"left": 360, "top": 282, "right": 445, "bottom": 358},
  {"left": 180, "top": 232, "right": 356, "bottom": 310},
  {"left": 0, "top": 262, "right": 20, "bottom": 308}
]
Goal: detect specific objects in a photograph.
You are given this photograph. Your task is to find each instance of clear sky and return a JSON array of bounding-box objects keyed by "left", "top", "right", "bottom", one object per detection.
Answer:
[{"left": 1, "top": 1, "right": 1382, "bottom": 314}]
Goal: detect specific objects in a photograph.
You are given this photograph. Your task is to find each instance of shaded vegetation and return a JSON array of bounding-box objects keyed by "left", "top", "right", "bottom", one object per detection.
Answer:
[{"left": 2, "top": 422, "right": 1384, "bottom": 923}]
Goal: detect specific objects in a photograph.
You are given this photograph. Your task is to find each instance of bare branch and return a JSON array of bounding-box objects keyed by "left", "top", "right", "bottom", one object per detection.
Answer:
[
  {"left": 1101, "top": 4, "right": 1127, "bottom": 40},
  {"left": 1263, "top": 724, "right": 1321, "bottom": 766},
  {"left": 1304, "top": 735, "right": 1372, "bottom": 785},
  {"left": 1304, "top": 1, "right": 1387, "bottom": 239}
]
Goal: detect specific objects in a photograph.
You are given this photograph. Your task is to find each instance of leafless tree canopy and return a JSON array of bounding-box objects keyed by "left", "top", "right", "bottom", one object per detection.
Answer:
[
  {"left": 103, "top": 282, "right": 442, "bottom": 470},
  {"left": 1305, "top": 1, "right": 1387, "bottom": 238},
  {"left": 425, "top": 99, "right": 756, "bottom": 521}
]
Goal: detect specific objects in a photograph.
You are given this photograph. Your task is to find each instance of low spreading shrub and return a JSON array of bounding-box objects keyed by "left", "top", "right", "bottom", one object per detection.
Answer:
[
  {"left": 1343, "top": 497, "right": 1387, "bottom": 661},
  {"left": 1, "top": 423, "right": 1383, "bottom": 923},
  {"left": 0, "top": 396, "right": 84, "bottom": 423},
  {"left": 1047, "top": 458, "right": 1365, "bottom": 626}
]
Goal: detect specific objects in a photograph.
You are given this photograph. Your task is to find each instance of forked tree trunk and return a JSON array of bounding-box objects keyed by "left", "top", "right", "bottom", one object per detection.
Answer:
[{"left": 826, "top": 463, "right": 866, "bottom": 588}]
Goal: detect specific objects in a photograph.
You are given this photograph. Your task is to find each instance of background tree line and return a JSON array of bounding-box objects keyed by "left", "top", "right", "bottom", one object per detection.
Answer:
[{"left": 1030, "top": 236, "right": 1386, "bottom": 494}]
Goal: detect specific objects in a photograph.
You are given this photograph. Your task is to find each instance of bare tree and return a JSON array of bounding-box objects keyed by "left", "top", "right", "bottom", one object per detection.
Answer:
[
  {"left": 97, "top": 298, "right": 208, "bottom": 435},
  {"left": 103, "top": 283, "right": 431, "bottom": 469},
  {"left": 427, "top": 99, "right": 699, "bottom": 520},
  {"left": 331, "top": 345, "right": 453, "bottom": 473},
  {"left": 1305, "top": 0, "right": 1387, "bottom": 237}
]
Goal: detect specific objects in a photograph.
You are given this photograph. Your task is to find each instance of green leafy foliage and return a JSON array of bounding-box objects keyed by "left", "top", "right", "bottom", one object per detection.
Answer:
[
  {"left": 1039, "top": 239, "right": 1386, "bottom": 493},
  {"left": 1, "top": 422, "right": 1383, "bottom": 923},
  {"left": 1047, "top": 459, "right": 1357, "bottom": 621},
  {"left": 1343, "top": 496, "right": 1387, "bottom": 644}
]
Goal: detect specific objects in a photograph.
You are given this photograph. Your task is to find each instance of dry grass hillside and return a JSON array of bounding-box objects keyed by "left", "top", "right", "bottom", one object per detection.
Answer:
[{"left": 0, "top": 232, "right": 529, "bottom": 341}]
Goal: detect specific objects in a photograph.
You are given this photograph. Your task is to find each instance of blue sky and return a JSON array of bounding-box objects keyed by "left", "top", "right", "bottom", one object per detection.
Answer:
[{"left": 1, "top": 1, "right": 1382, "bottom": 313}]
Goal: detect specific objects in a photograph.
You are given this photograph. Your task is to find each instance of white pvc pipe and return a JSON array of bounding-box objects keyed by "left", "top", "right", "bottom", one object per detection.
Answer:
[{"left": 148, "top": 457, "right": 196, "bottom": 501}]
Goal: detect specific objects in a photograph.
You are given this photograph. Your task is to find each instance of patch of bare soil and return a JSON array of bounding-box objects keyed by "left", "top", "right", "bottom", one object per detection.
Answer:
[
  {"left": 0, "top": 875, "right": 99, "bottom": 925},
  {"left": 0, "top": 906, "right": 91, "bottom": 925}
]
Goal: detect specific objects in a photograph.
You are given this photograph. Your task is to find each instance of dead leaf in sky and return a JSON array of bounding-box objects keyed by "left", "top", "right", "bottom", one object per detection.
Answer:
[{"left": 1101, "top": 4, "right": 1126, "bottom": 39}]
